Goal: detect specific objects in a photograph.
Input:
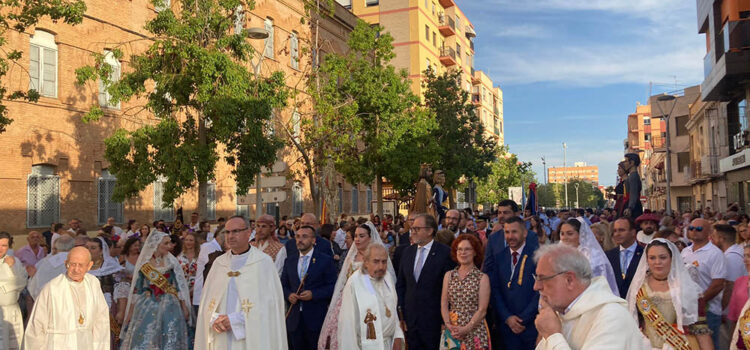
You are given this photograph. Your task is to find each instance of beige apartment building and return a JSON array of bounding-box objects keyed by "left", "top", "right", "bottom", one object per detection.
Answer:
[{"left": 548, "top": 162, "right": 599, "bottom": 185}]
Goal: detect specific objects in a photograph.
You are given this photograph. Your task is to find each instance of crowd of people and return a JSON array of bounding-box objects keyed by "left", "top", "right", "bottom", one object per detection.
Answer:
[{"left": 3, "top": 198, "right": 750, "bottom": 350}]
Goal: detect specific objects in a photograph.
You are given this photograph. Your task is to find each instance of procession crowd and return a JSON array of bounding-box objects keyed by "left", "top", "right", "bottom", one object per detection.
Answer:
[{"left": 3, "top": 198, "right": 750, "bottom": 350}]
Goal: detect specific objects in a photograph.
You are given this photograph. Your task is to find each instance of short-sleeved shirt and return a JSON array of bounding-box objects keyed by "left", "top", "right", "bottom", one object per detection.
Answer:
[
  {"left": 15, "top": 244, "right": 46, "bottom": 267},
  {"left": 681, "top": 241, "right": 727, "bottom": 315},
  {"left": 725, "top": 244, "right": 747, "bottom": 282}
]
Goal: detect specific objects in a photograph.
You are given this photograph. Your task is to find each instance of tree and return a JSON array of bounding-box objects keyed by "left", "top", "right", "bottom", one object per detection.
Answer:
[
  {"left": 536, "top": 180, "right": 604, "bottom": 209},
  {"left": 309, "top": 20, "right": 438, "bottom": 218},
  {"left": 0, "top": 0, "right": 86, "bottom": 133},
  {"left": 475, "top": 148, "right": 534, "bottom": 206},
  {"left": 75, "top": 0, "right": 289, "bottom": 213},
  {"left": 422, "top": 69, "right": 499, "bottom": 204}
]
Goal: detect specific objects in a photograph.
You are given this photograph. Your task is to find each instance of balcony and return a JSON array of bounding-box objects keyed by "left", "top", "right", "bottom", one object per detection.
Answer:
[
  {"left": 494, "top": 105, "right": 500, "bottom": 116},
  {"left": 702, "top": 19, "right": 750, "bottom": 101},
  {"left": 628, "top": 118, "right": 638, "bottom": 132},
  {"left": 471, "top": 70, "right": 480, "bottom": 85},
  {"left": 471, "top": 93, "right": 481, "bottom": 105},
  {"left": 649, "top": 135, "right": 666, "bottom": 151},
  {"left": 439, "top": 47, "right": 457, "bottom": 66},
  {"left": 470, "top": 40, "right": 475, "bottom": 52},
  {"left": 438, "top": 0, "right": 454, "bottom": 8},
  {"left": 438, "top": 15, "right": 456, "bottom": 37}
]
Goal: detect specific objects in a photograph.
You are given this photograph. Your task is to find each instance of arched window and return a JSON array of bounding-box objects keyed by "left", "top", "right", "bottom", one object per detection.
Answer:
[
  {"left": 98, "top": 50, "right": 121, "bottom": 109},
  {"left": 27, "top": 165, "right": 59, "bottom": 227},
  {"left": 29, "top": 30, "right": 57, "bottom": 98},
  {"left": 98, "top": 170, "right": 123, "bottom": 224},
  {"left": 290, "top": 31, "right": 299, "bottom": 69},
  {"left": 366, "top": 186, "right": 373, "bottom": 213},
  {"left": 153, "top": 177, "right": 175, "bottom": 221}
]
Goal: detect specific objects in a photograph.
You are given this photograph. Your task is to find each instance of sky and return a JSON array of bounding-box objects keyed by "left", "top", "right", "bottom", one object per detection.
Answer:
[{"left": 459, "top": 0, "right": 707, "bottom": 186}]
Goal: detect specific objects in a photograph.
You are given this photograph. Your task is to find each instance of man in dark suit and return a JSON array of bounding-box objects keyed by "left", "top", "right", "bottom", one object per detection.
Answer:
[
  {"left": 285, "top": 213, "right": 334, "bottom": 257},
  {"left": 605, "top": 217, "right": 643, "bottom": 298},
  {"left": 491, "top": 217, "right": 539, "bottom": 349},
  {"left": 396, "top": 213, "right": 455, "bottom": 350},
  {"left": 483, "top": 199, "right": 538, "bottom": 275},
  {"left": 281, "top": 226, "right": 338, "bottom": 350}
]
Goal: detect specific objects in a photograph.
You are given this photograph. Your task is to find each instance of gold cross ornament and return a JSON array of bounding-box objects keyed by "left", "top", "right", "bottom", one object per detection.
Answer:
[{"left": 241, "top": 299, "right": 254, "bottom": 314}]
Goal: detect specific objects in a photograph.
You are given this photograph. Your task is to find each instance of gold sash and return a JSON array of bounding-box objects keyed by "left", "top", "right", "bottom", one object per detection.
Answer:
[
  {"left": 739, "top": 307, "right": 750, "bottom": 349},
  {"left": 635, "top": 285, "right": 692, "bottom": 350},
  {"left": 140, "top": 262, "right": 179, "bottom": 297}
]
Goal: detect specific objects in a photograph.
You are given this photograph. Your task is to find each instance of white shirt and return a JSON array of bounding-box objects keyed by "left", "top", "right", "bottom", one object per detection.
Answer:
[
  {"left": 724, "top": 244, "right": 747, "bottom": 282},
  {"left": 193, "top": 239, "right": 222, "bottom": 306},
  {"left": 297, "top": 248, "right": 314, "bottom": 279},
  {"left": 681, "top": 241, "right": 727, "bottom": 315},
  {"left": 413, "top": 239, "right": 434, "bottom": 280},
  {"left": 510, "top": 243, "right": 525, "bottom": 278},
  {"left": 619, "top": 242, "right": 638, "bottom": 272},
  {"left": 334, "top": 229, "right": 347, "bottom": 250},
  {"left": 112, "top": 226, "right": 124, "bottom": 237}
]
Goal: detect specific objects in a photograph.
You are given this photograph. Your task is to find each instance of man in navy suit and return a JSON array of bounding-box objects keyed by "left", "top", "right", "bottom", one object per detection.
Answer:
[
  {"left": 285, "top": 213, "right": 334, "bottom": 257},
  {"left": 281, "top": 226, "right": 338, "bottom": 350},
  {"left": 605, "top": 217, "right": 643, "bottom": 299},
  {"left": 396, "top": 213, "right": 455, "bottom": 350},
  {"left": 491, "top": 216, "right": 539, "bottom": 349},
  {"left": 483, "top": 199, "right": 538, "bottom": 275}
]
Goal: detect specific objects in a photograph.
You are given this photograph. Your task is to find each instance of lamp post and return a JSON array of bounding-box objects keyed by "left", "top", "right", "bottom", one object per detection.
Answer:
[
  {"left": 574, "top": 182, "right": 579, "bottom": 208},
  {"left": 246, "top": 27, "right": 270, "bottom": 219},
  {"left": 541, "top": 156, "right": 547, "bottom": 184},
  {"left": 655, "top": 94, "right": 677, "bottom": 216},
  {"left": 563, "top": 142, "right": 568, "bottom": 208}
]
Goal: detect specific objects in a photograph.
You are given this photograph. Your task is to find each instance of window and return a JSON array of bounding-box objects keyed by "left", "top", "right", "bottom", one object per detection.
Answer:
[
  {"left": 292, "top": 110, "right": 301, "bottom": 142},
  {"left": 643, "top": 116, "right": 651, "bottom": 125},
  {"left": 426, "top": 58, "right": 431, "bottom": 70},
  {"left": 366, "top": 186, "right": 373, "bottom": 213},
  {"left": 266, "top": 202, "right": 276, "bottom": 216},
  {"left": 366, "top": 0, "right": 378, "bottom": 6},
  {"left": 675, "top": 116, "right": 688, "bottom": 136},
  {"left": 29, "top": 30, "right": 57, "bottom": 98},
  {"left": 456, "top": 43, "right": 461, "bottom": 60},
  {"left": 425, "top": 25, "right": 429, "bottom": 41},
  {"left": 153, "top": 177, "right": 175, "bottom": 221},
  {"left": 677, "top": 152, "right": 690, "bottom": 173},
  {"left": 432, "top": 2, "right": 435, "bottom": 15},
  {"left": 292, "top": 182, "right": 303, "bottom": 217},
  {"left": 205, "top": 182, "right": 216, "bottom": 220},
  {"left": 98, "top": 170, "right": 123, "bottom": 225},
  {"left": 98, "top": 50, "right": 121, "bottom": 109},
  {"left": 234, "top": 5, "right": 244, "bottom": 34},
  {"left": 740, "top": 99, "right": 748, "bottom": 132},
  {"left": 27, "top": 165, "right": 59, "bottom": 228},
  {"left": 644, "top": 133, "right": 651, "bottom": 142},
  {"left": 424, "top": 0, "right": 428, "bottom": 8},
  {"left": 290, "top": 32, "right": 299, "bottom": 69},
  {"left": 351, "top": 185, "right": 359, "bottom": 213},
  {"left": 432, "top": 32, "right": 436, "bottom": 46},
  {"left": 264, "top": 18, "right": 274, "bottom": 59},
  {"left": 236, "top": 187, "right": 249, "bottom": 218}
]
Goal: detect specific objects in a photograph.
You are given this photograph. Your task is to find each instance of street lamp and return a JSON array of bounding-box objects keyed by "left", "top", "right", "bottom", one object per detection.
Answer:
[
  {"left": 246, "top": 27, "right": 269, "bottom": 219},
  {"left": 574, "top": 182, "right": 580, "bottom": 208},
  {"left": 541, "top": 156, "right": 547, "bottom": 184},
  {"left": 563, "top": 142, "right": 568, "bottom": 208},
  {"left": 655, "top": 94, "right": 677, "bottom": 216}
]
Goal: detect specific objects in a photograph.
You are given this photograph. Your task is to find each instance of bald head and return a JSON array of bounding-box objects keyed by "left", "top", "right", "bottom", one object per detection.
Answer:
[
  {"left": 301, "top": 213, "right": 319, "bottom": 229},
  {"left": 66, "top": 246, "right": 93, "bottom": 282},
  {"left": 689, "top": 218, "right": 711, "bottom": 245}
]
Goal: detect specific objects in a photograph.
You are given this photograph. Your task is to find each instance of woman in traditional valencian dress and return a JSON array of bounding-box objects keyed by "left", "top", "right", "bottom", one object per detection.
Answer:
[
  {"left": 87, "top": 236, "right": 123, "bottom": 307},
  {"left": 440, "top": 234, "right": 491, "bottom": 350},
  {"left": 0, "top": 232, "right": 27, "bottom": 350},
  {"left": 119, "top": 231, "right": 191, "bottom": 349},
  {"left": 559, "top": 217, "right": 620, "bottom": 295},
  {"left": 318, "top": 222, "right": 395, "bottom": 350},
  {"left": 626, "top": 238, "right": 713, "bottom": 350}
]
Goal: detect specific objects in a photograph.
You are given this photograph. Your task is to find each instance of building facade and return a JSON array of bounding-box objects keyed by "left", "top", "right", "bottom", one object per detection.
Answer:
[
  {"left": 547, "top": 163, "right": 599, "bottom": 185},
  {"left": 698, "top": 0, "right": 750, "bottom": 213},
  {"left": 0, "top": 0, "right": 365, "bottom": 235},
  {"left": 472, "top": 70, "right": 503, "bottom": 145},
  {"left": 687, "top": 97, "right": 729, "bottom": 211}
]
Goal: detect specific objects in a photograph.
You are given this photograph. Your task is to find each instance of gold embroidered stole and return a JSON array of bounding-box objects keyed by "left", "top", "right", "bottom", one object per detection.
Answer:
[
  {"left": 739, "top": 306, "right": 750, "bottom": 349},
  {"left": 140, "top": 262, "right": 179, "bottom": 297},
  {"left": 635, "top": 285, "right": 691, "bottom": 350}
]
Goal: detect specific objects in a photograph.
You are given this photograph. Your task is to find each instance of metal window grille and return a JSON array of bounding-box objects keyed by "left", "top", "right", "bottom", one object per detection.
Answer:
[
  {"left": 234, "top": 5, "right": 244, "bottom": 34},
  {"left": 153, "top": 180, "right": 175, "bottom": 221},
  {"left": 98, "top": 175, "right": 123, "bottom": 224},
  {"left": 292, "top": 183, "right": 303, "bottom": 217},
  {"left": 338, "top": 184, "right": 343, "bottom": 213},
  {"left": 351, "top": 186, "right": 359, "bottom": 213},
  {"left": 206, "top": 182, "right": 216, "bottom": 220},
  {"left": 366, "top": 187, "right": 373, "bottom": 213},
  {"left": 264, "top": 19, "right": 274, "bottom": 59},
  {"left": 27, "top": 172, "right": 59, "bottom": 228}
]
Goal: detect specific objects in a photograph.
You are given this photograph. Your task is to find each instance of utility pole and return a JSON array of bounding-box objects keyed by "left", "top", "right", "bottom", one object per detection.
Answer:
[
  {"left": 541, "top": 156, "right": 547, "bottom": 184},
  {"left": 563, "top": 142, "right": 568, "bottom": 208}
]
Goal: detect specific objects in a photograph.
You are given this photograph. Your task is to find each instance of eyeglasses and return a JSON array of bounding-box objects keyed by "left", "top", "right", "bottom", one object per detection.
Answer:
[
  {"left": 687, "top": 226, "right": 704, "bottom": 232},
  {"left": 411, "top": 226, "right": 432, "bottom": 232},
  {"left": 532, "top": 271, "right": 568, "bottom": 282},
  {"left": 226, "top": 227, "right": 248, "bottom": 235}
]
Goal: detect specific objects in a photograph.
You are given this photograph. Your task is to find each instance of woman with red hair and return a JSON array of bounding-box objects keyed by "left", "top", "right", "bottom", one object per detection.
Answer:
[{"left": 439, "top": 234, "right": 491, "bottom": 349}]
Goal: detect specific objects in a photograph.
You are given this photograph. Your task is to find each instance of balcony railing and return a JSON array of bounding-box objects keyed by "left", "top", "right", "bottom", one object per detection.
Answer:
[
  {"left": 471, "top": 94, "right": 480, "bottom": 104},
  {"left": 628, "top": 118, "right": 638, "bottom": 132},
  {"left": 439, "top": 47, "right": 457, "bottom": 66},
  {"left": 703, "top": 51, "right": 712, "bottom": 80},
  {"left": 439, "top": 15, "right": 456, "bottom": 37},
  {"left": 723, "top": 19, "right": 750, "bottom": 53}
]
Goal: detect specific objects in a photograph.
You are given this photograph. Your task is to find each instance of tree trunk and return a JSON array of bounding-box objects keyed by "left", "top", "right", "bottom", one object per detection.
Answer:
[
  {"left": 376, "top": 174, "right": 384, "bottom": 218},
  {"left": 448, "top": 188, "right": 455, "bottom": 209}
]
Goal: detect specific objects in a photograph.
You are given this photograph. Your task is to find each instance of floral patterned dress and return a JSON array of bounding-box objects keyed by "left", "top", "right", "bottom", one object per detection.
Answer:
[
  {"left": 445, "top": 267, "right": 490, "bottom": 350},
  {"left": 176, "top": 253, "right": 197, "bottom": 295}
]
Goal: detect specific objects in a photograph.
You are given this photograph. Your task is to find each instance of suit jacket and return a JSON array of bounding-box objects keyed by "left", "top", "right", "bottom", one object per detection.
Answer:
[
  {"left": 605, "top": 244, "right": 644, "bottom": 298},
  {"left": 281, "top": 248, "right": 338, "bottom": 332},
  {"left": 285, "top": 234, "right": 334, "bottom": 257},
  {"left": 491, "top": 243, "right": 539, "bottom": 325},
  {"left": 203, "top": 249, "right": 225, "bottom": 280},
  {"left": 392, "top": 243, "right": 411, "bottom": 278},
  {"left": 396, "top": 241, "right": 455, "bottom": 333},
  {"left": 483, "top": 229, "right": 539, "bottom": 275}
]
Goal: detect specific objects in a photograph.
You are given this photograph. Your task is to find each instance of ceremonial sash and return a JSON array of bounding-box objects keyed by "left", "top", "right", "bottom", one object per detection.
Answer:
[
  {"left": 140, "top": 263, "right": 179, "bottom": 297},
  {"left": 739, "top": 307, "right": 750, "bottom": 349},
  {"left": 635, "top": 286, "right": 692, "bottom": 350}
]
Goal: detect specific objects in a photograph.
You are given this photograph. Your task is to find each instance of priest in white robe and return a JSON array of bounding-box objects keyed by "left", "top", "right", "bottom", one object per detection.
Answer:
[
  {"left": 196, "top": 216, "right": 288, "bottom": 350},
  {"left": 28, "top": 234, "right": 75, "bottom": 300},
  {"left": 24, "top": 246, "right": 110, "bottom": 350},
  {"left": 0, "top": 232, "right": 27, "bottom": 350},
  {"left": 338, "top": 244, "right": 404, "bottom": 350}
]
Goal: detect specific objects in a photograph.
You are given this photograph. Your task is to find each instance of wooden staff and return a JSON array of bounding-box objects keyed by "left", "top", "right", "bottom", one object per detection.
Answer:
[{"left": 286, "top": 274, "right": 307, "bottom": 319}]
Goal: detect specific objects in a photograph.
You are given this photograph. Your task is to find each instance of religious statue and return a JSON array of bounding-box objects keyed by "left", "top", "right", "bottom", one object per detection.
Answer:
[
  {"left": 411, "top": 164, "right": 434, "bottom": 216},
  {"left": 432, "top": 169, "right": 448, "bottom": 224},
  {"left": 364, "top": 309, "right": 378, "bottom": 340}
]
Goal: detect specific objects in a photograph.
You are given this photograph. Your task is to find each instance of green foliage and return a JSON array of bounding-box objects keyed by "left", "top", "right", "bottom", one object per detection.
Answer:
[
  {"left": 76, "top": 0, "right": 288, "bottom": 202},
  {"left": 475, "top": 147, "right": 535, "bottom": 205},
  {"left": 308, "top": 20, "right": 438, "bottom": 193},
  {"left": 536, "top": 179, "right": 604, "bottom": 209},
  {"left": 422, "top": 69, "right": 499, "bottom": 190},
  {"left": 0, "top": 0, "right": 87, "bottom": 133}
]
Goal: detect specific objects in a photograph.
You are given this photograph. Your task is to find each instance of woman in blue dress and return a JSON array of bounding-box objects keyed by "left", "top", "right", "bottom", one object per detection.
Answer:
[{"left": 119, "top": 231, "right": 191, "bottom": 349}]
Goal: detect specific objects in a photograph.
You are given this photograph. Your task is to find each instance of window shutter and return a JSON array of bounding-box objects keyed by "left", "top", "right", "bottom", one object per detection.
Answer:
[
  {"left": 290, "top": 33, "right": 299, "bottom": 69},
  {"left": 264, "top": 19, "right": 274, "bottom": 58},
  {"left": 42, "top": 48, "right": 56, "bottom": 97},
  {"left": 234, "top": 5, "right": 244, "bottom": 34},
  {"left": 351, "top": 186, "right": 359, "bottom": 213},
  {"left": 29, "top": 45, "right": 40, "bottom": 91},
  {"left": 206, "top": 182, "right": 216, "bottom": 220},
  {"left": 98, "top": 179, "right": 107, "bottom": 224}
]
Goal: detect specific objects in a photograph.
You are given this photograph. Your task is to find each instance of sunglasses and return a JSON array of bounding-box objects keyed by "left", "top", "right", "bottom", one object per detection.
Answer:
[{"left": 687, "top": 226, "right": 704, "bottom": 232}]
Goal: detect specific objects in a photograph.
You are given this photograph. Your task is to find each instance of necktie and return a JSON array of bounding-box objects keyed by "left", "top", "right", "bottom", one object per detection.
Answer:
[
  {"left": 620, "top": 249, "right": 630, "bottom": 279},
  {"left": 512, "top": 251, "right": 519, "bottom": 267},
  {"left": 414, "top": 247, "right": 426, "bottom": 281},
  {"left": 300, "top": 255, "right": 309, "bottom": 280}
]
